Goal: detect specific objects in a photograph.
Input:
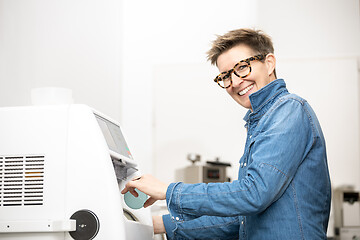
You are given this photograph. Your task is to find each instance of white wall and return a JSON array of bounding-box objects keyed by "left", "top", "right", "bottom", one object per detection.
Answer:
[
  {"left": 257, "top": 0, "right": 360, "bottom": 60},
  {"left": 153, "top": 63, "right": 248, "bottom": 183},
  {"left": 121, "top": 0, "right": 258, "bottom": 176},
  {"left": 0, "top": 0, "right": 123, "bottom": 120}
]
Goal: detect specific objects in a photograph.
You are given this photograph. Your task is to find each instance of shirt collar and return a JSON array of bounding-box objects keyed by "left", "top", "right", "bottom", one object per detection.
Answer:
[{"left": 243, "top": 79, "right": 288, "bottom": 122}]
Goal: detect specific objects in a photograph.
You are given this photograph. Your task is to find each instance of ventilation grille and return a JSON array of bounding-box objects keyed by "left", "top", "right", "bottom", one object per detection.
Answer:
[{"left": 0, "top": 155, "right": 45, "bottom": 206}]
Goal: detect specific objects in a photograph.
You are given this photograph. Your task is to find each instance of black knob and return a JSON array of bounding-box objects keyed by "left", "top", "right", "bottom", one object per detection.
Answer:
[{"left": 69, "top": 209, "right": 100, "bottom": 240}]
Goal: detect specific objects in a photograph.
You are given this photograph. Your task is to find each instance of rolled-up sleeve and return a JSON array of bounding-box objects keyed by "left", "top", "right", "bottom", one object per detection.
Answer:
[{"left": 163, "top": 213, "right": 239, "bottom": 240}]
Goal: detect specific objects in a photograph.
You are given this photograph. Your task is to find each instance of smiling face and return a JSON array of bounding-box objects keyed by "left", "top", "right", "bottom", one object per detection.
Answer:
[{"left": 216, "top": 44, "right": 276, "bottom": 110}]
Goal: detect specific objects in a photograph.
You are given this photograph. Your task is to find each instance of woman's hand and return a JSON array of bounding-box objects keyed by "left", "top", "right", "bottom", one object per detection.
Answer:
[{"left": 121, "top": 174, "right": 168, "bottom": 208}]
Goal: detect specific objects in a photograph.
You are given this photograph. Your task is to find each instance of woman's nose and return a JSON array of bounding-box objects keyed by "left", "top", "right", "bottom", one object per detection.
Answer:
[{"left": 231, "top": 74, "right": 244, "bottom": 87}]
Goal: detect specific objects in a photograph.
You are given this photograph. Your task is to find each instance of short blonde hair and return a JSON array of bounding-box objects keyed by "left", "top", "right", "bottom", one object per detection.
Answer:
[{"left": 207, "top": 28, "right": 275, "bottom": 66}]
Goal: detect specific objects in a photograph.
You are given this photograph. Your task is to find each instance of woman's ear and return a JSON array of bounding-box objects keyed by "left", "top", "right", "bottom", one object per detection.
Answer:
[{"left": 265, "top": 53, "right": 276, "bottom": 76}]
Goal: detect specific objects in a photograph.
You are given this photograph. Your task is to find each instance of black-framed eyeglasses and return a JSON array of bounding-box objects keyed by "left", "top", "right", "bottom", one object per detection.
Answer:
[{"left": 213, "top": 54, "right": 266, "bottom": 89}]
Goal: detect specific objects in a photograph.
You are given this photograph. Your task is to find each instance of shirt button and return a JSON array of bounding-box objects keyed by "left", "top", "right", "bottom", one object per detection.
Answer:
[
  {"left": 244, "top": 163, "right": 247, "bottom": 167},
  {"left": 175, "top": 217, "right": 180, "bottom": 221},
  {"left": 171, "top": 217, "right": 174, "bottom": 220},
  {"left": 249, "top": 135, "right": 252, "bottom": 139},
  {"left": 241, "top": 221, "right": 244, "bottom": 224}
]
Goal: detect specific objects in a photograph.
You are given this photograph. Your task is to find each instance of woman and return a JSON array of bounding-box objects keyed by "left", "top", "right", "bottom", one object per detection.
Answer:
[{"left": 122, "top": 28, "right": 331, "bottom": 240}]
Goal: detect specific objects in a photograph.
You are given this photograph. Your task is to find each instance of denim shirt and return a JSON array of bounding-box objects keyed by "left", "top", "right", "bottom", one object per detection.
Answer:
[{"left": 162, "top": 79, "right": 331, "bottom": 240}]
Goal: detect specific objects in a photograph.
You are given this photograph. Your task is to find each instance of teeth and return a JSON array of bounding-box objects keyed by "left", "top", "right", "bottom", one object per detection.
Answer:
[{"left": 239, "top": 84, "right": 254, "bottom": 96}]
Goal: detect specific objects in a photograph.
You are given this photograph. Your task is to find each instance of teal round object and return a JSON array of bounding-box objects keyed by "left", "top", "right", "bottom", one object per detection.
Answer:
[{"left": 124, "top": 189, "right": 148, "bottom": 210}]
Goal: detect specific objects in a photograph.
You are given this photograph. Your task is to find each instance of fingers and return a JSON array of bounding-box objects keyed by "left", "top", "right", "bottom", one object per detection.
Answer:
[
  {"left": 120, "top": 186, "right": 128, "bottom": 194},
  {"left": 121, "top": 186, "right": 139, "bottom": 197},
  {"left": 143, "top": 197, "right": 157, "bottom": 208},
  {"left": 121, "top": 178, "right": 140, "bottom": 196},
  {"left": 121, "top": 174, "right": 168, "bottom": 201},
  {"left": 129, "top": 188, "right": 139, "bottom": 197},
  {"left": 121, "top": 183, "right": 131, "bottom": 194}
]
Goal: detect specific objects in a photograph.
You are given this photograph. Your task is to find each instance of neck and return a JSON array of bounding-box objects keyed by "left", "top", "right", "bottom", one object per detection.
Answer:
[{"left": 269, "top": 73, "right": 277, "bottom": 82}]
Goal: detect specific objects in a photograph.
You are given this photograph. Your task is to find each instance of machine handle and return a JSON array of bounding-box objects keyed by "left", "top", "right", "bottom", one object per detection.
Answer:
[{"left": 0, "top": 219, "right": 76, "bottom": 233}]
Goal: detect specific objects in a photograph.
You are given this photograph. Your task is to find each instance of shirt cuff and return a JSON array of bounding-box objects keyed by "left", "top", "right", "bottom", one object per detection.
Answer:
[
  {"left": 166, "top": 182, "right": 185, "bottom": 217},
  {"left": 164, "top": 182, "right": 184, "bottom": 239},
  {"left": 162, "top": 214, "right": 176, "bottom": 240}
]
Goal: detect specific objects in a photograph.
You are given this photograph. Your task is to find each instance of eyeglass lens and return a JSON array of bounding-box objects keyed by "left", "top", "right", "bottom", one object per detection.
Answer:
[
  {"left": 217, "top": 62, "right": 250, "bottom": 88},
  {"left": 217, "top": 72, "right": 231, "bottom": 88},
  {"left": 232, "top": 62, "right": 250, "bottom": 79}
]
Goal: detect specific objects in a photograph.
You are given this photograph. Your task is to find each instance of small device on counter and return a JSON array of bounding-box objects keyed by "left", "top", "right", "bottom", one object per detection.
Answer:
[
  {"left": 0, "top": 104, "right": 153, "bottom": 240},
  {"left": 333, "top": 186, "right": 360, "bottom": 240},
  {"left": 175, "top": 154, "right": 231, "bottom": 184}
]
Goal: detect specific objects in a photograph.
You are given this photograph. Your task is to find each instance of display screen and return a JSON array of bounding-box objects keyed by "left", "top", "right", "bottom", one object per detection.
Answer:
[{"left": 95, "top": 114, "right": 133, "bottom": 160}]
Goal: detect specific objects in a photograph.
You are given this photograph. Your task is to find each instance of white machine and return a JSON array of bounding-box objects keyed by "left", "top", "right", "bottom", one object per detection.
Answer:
[
  {"left": 334, "top": 186, "right": 360, "bottom": 240},
  {"left": 176, "top": 154, "right": 231, "bottom": 184},
  {"left": 0, "top": 104, "right": 153, "bottom": 239}
]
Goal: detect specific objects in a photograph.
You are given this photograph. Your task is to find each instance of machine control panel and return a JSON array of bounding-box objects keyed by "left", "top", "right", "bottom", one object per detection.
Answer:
[{"left": 95, "top": 114, "right": 133, "bottom": 160}]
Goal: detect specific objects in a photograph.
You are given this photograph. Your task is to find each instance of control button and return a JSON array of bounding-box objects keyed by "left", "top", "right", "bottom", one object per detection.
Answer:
[{"left": 70, "top": 210, "right": 100, "bottom": 240}]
